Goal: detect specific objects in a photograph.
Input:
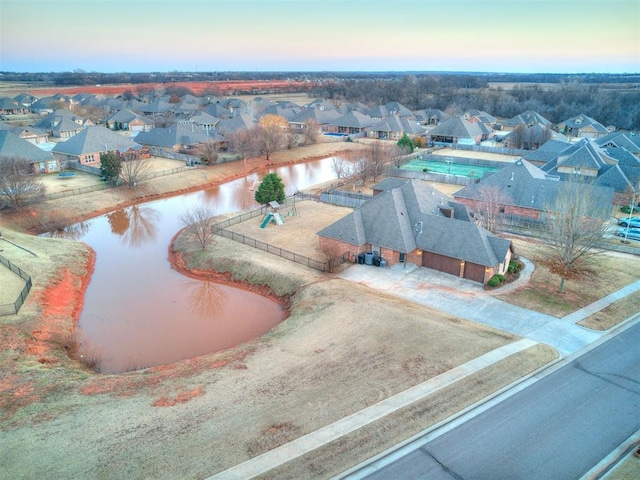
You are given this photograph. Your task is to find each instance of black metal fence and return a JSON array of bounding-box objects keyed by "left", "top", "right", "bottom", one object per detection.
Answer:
[
  {"left": 211, "top": 194, "right": 351, "bottom": 272},
  {"left": 0, "top": 254, "right": 32, "bottom": 316},
  {"left": 46, "top": 181, "right": 116, "bottom": 200}
]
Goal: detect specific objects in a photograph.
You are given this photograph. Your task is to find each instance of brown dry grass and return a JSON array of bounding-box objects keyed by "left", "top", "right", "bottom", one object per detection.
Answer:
[
  {"left": 497, "top": 238, "right": 640, "bottom": 318},
  {"left": 0, "top": 141, "right": 581, "bottom": 479},
  {"left": 258, "top": 343, "right": 558, "bottom": 479},
  {"left": 224, "top": 200, "right": 352, "bottom": 261},
  {"left": 579, "top": 290, "right": 640, "bottom": 330}
]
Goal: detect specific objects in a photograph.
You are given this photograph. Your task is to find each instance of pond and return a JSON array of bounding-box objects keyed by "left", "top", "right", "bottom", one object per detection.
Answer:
[{"left": 64, "top": 158, "right": 338, "bottom": 373}]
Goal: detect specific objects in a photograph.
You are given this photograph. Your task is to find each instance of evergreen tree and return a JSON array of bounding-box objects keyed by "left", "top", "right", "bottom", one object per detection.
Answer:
[
  {"left": 397, "top": 132, "right": 415, "bottom": 153},
  {"left": 100, "top": 151, "right": 122, "bottom": 181},
  {"left": 254, "top": 172, "right": 286, "bottom": 204}
]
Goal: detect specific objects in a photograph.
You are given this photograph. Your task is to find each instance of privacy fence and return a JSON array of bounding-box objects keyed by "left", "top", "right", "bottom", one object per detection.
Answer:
[
  {"left": 0, "top": 253, "right": 32, "bottom": 316},
  {"left": 211, "top": 194, "right": 350, "bottom": 272}
]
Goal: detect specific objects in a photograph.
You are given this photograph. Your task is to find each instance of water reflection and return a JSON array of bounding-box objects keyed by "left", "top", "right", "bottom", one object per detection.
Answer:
[
  {"left": 45, "top": 221, "right": 92, "bottom": 240},
  {"left": 184, "top": 278, "right": 227, "bottom": 318},
  {"left": 73, "top": 157, "right": 339, "bottom": 372}
]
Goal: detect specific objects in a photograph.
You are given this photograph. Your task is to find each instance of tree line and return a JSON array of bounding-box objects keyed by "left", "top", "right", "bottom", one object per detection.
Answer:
[{"left": 310, "top": 75, "right": 640, "bottom": 131}]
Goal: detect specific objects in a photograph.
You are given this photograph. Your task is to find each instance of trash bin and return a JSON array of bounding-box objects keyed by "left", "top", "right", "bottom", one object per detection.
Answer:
[
  {"left": 364, "top": 252, "right": 374, "bottom": 265},
  {"left": 357, "top": 253, "right": 365, "bottom": 265},
  {"left": 379, "top": 259, "right": 387, "bottom": 268},
  {"left": 373, "top": 256, "right": 380, "bottom": 267}
]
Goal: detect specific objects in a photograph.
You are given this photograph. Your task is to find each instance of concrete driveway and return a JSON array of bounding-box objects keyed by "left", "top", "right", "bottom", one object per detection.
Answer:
[{"left": 338, "top": 260, "right": 606, "bottom": 356}]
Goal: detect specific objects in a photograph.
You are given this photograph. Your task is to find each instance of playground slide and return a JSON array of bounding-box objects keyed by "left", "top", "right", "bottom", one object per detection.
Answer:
[
  {"left": 273, "top": 213, "right": 284, "bottom": 225},
  {"left": 260, "top": 213, "right": 273, "bottom": 228}
]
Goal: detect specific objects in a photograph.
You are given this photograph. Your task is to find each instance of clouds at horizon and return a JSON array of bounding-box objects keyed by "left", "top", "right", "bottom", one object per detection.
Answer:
[{"left": 1, "top": 0, "right": 638, "bottom": 73}]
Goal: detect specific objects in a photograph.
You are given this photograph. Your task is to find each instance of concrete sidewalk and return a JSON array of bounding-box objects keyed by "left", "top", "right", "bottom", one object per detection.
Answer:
[
  {"left": 338, "top": 260, "right": 640, "bottom": 356},
  {"left": 208, "top": 261, "right": 640, "bottom": 480},
  {"left": 207, "top": 339, "right": 538, "bottom": 480}
]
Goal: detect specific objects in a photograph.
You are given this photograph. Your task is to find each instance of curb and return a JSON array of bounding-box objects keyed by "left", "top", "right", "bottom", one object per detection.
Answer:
[{"left": 337, "top": 312, "right": 640, "bottom": 479}]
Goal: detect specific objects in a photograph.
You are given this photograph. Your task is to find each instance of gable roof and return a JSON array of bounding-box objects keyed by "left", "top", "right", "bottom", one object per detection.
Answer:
[
  {"left": 455, "top": 158, "right": 614, "bottom": 213},
  {"left": 0, "top": 130, "right": 53, "bottom": 162},
  {"left": 427, "top": 115, "right": 484, "bottom": 139},
  {"left": 318, "top": 179, "right": 509, "bottom": 267},
  {"left": 289, "top": 107, "right": 341, "bottom": 125},
  {"left": 596, "top": 131, "right": 640, "bottom": 155},
  {"left": 332, "top": 110, "right": 375, "bottom": 129},
  {"left": 134, "top": 121, "right": 219, "bottom": 147},
  {"left": 52, "top": 126, "right": 138, "bottom": 155},
  {"left": 558, "top": 113, "right": 608, "bottom": 133},
  {"left": 504, "top": 111, "right": 551, "bottom": 127},
  {"left": 370, "top": 115, "right": 426, "bottom": 135},
  {"left": 215, "top": 113, "right": 255, "bottom": 136},
  {"left": 523, "top": 139, "right": 573, "bottom": 163}
]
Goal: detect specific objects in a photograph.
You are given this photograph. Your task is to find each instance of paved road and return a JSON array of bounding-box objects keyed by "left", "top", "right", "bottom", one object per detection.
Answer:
[{"left": 356, "top": 320, "right": 640, "bottom": 480}]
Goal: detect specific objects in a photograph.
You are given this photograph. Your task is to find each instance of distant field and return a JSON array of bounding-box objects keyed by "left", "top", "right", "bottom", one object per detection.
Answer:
[{"left": 0, "top": 80, "right": 315, "bottom": 97}]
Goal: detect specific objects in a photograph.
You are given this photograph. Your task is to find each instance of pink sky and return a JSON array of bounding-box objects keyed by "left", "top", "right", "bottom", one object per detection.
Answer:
[{"left": 1, "top": 0, "right": 638, "bottom": 73}]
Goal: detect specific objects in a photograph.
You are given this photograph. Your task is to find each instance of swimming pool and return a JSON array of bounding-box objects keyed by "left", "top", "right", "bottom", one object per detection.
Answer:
[{"left": 400, "top": 159, "right": 499, "bottom": 178}]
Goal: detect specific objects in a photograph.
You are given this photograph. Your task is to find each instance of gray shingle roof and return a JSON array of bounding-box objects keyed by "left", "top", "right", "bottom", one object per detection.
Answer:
[
  {"left": 52, "top": 126, "right": 138, "bottom": 155},
  {"left": 427, "top": 116, "right": 484, "bottom": 139},
  {"left": 289, "top": 107, "right": 341, "bottom": 125},
  {"left": 332, "top": 110, "right": 375, "bottom": 128},
  {"left": 0, "top": 130, "right": 53, "bottom": 161},
  {"left": 319, "top": 179, "right": 510, "bottom": 267},
  {"left": 134, "top": 121, "right": 219, "bottom": 147},
  {"left": 455, "top": 158, "right": 614, "bottom": 212},
  {"left": 596, "top": 131, "right": 640, "bottom": 154},
  {"left": 504, "top": 111, "right": 551, "bottom": 127},
  {"left": 523, "top": 139, "right": 573, "bottom": 163}
]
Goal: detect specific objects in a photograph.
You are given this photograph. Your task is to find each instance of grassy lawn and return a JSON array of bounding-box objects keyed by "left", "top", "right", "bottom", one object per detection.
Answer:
[{"left": 496, "top": 238, "right": 640, "bottom": 318}]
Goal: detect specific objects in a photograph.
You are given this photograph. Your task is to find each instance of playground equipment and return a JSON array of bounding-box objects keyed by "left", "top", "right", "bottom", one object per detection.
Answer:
[{"left": 260, "top": 212, "right": 284, "bottom": 228}]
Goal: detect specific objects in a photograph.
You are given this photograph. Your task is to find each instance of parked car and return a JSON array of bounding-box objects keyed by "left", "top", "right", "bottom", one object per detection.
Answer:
[
  {"left": 618, "top": 217, "right": 640, "bottom": 228},
  {"left": 616, "top": 227, "right": 640, "bottom": 241}
]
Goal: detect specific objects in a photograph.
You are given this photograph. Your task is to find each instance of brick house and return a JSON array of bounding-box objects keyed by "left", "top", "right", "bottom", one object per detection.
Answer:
[
  {"left": 454, "top": 158, "right": 614, "bottom": 222},
  {"left": 52, "top": 126, "right": 140, "bottom": 167},
  {"left": 318, "top": 179, "right": 513, "bottom": 285}
]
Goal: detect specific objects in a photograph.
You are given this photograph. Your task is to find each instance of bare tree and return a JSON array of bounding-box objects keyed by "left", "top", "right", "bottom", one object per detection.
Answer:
[
  {"left": 301, "top": 119, "right": 320, "bottom": 145},
  {"left": 0, "top": 156, "right": 45, "bottom": 211},
  {"left": 510, "top": 124, "right": 526, "bottom": 149},
  {"left": 119, "top": 158, "right": 154, "bottom": 187},
  {"left": 474, "top": 185, "right": 511, "bottom": 233},
  {"left": 178, "top": 204, "right": 216, "bottom": 251},
  {"left": 228, "top": 127, "right": 260, "bottom": 165},
  {"left": 540, "top": 177, "right": 611, "bottom": 293},
  {"left": 196, "top": 140, "right": 219, "bottom": 165},
  {"left": 256, "top": 114, "right": 287, "bottom": 161},
  {"left": 319, "top": 242, "right": 346, "bottom": 273},
  {"left": 331, "top": 155, "right": 354, "bottom": 180},
  {"left": 366, "top": 142, "right": 393, "bottom": 182}
]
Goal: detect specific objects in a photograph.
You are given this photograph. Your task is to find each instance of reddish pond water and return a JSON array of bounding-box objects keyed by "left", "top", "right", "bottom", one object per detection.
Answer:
[{"left": 69, "top": 159, "right": 338, "bottom": 373}]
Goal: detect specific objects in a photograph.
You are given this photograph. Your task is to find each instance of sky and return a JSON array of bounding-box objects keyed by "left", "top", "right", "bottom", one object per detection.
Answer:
[{"left": 1, "top": 0, "right": 638, "bottom": 74}]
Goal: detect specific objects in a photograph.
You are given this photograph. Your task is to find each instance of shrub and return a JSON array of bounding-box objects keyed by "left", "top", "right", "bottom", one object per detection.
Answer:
[
  {"left": 487, "top": 274, "right": 506, "bottom": 288},
  {"left": 621, "top": 205, "right": 640, "bottom": 214},
  {"left": 507, "top": 260, "right": 523, "bottom": 274}
]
